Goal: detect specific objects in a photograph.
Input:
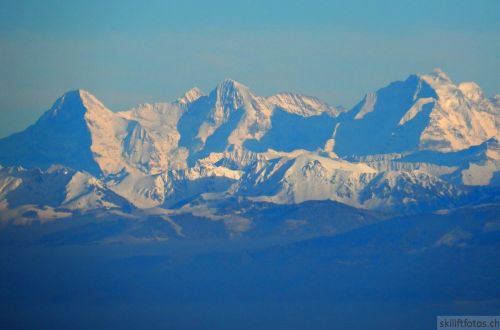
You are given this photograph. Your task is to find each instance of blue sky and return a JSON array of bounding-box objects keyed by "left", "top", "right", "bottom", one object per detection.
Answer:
[{"left": 0, "top": 0, "right": 499, "bottom": 137}]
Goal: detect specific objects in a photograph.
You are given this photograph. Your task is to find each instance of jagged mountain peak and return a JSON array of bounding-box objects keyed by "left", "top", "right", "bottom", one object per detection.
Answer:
[
  {"left": 334, "top": 69, "right": 500, "bottom": 157},
  {"left": 78, "top": 89, "right": 109, "bottom": 109},
  {"left": 48, "top": 89, "right": 87, "bottom": 117},
  {"left": 216, "top": 78, "right": 248, "bottom": 91},
  {"left": 1, "top": 71, "right": 499, "bottom": 218},
  {"left": 60, "top": 89, "right": 101, "bottom": 104},
  {"left": 267, "top": 92, "right": 341, "bottom": 117},
  {"left": 47, "top": 89, "right": 110, "bottom": 119},
  {"left": 421, "top": 68, "right": 452, "bottom": 84},
  {"left": 177, "top": 87, "right": 205, "bottom": 105},
  {"left": 0, "top": 87, "right": 130, "bottom": 175},
  {"left": 210, "top": 78, "right": 253, "bottom": 108}
]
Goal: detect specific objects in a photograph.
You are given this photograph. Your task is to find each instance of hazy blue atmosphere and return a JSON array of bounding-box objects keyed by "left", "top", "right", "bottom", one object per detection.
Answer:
[
  {"left": 1, "top": 2, "right": 500, "bottom": 329},
  {"left": 0, "top": 0, "right": 499, "bottom": 137}
]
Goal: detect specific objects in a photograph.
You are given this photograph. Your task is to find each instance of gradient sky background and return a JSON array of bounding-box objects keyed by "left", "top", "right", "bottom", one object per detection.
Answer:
[{"left": 0, "top": 0, "right": 499, "bottom": 138}]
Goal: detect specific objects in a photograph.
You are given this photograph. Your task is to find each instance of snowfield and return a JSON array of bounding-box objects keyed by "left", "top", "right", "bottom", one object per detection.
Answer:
[{"left": 0, "top": 69, "right": 499, "bottom": 227}]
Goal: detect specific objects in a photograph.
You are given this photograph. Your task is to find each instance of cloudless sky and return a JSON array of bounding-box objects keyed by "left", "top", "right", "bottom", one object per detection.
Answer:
[{"left": 0, "top": 0, "right": 499, "bottom": 137}]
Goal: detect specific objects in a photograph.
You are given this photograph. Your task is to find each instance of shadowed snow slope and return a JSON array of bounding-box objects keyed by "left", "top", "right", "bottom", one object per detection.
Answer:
[
  {"left": 334, "top": 69, "right": 499, "bottom": 156},
  {"left": 0, "top": 71, "right": 499, "bottom": 219},
  {"left": 0, "top": 90, "right": 102, "bottom": 174}
]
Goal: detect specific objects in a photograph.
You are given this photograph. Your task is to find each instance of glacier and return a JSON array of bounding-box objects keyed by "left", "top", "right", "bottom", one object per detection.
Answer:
[
  {"left": 0, "top": 69, "right": 499, "bottom": 237},
  {"left": 1, "top": 69, "right": 500, "bottom": 330}
]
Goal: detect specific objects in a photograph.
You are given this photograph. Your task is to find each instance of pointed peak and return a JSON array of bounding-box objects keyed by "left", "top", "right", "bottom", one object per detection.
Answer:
[
  {"left": 76, "top": 89, "right": 108, "bottom": 110},
  {"left": 56, "top": 89, "right": 82, "bottom": 101},
  {"left": 214, "top": 78, "right": 250, "bottom": 95},
  {"left": 209, "top": 79, "right": 253, "bottom": 109},
  {"left": 58, "top": 89, "right": 95, "bottom": 100},
  {"left": 177, "top": 87, "right": 205, "bottom": 105},
  {"left": 48, "top": 90, "right": 87, "bottom": 117},
  {"left": 218, "top": 78, "right": 245, "bottom": 87},
  {"left": 57, "top": 89, "right": 100, "bottom": 104},
  {"left": 61, "top": 89, "right": 83, "bottom": 97},
  {"left": 78, "top": 88, "right": 97, "bottom": 99},
  {"left": 48, "top": 89, "right": 109, "bottom": 118}
]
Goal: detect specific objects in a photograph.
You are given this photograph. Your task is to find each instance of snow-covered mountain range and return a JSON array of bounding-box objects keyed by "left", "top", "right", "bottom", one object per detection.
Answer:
[{"left": 0, "top": 69, "right": 499, "bottom": 235}]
